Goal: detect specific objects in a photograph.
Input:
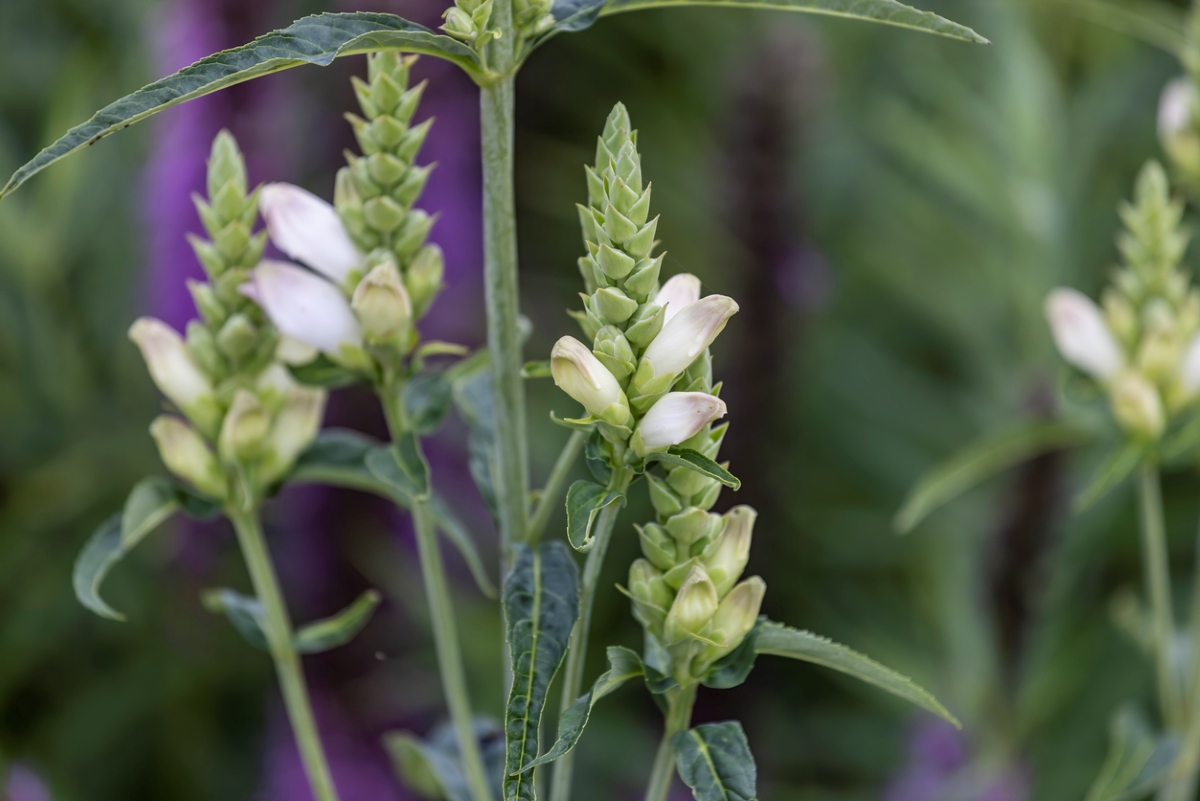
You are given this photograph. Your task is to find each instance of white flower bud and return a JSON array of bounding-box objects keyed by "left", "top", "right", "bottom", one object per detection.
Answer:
[
  {"left": 241, "top": 260, "right": 363, "bottom": 359},
  {"left": 1112, "top": 371, "right": 1165, "bottom": 440},
  {"left": 149, "top": 416, "right": 226, "bottom": 499},
  {"left": 1181, "top": 332, "right": 1200, "bottom": 393},
  {"left": 260, "top": 183, "right": 362, "bottom": 283},
  {"left": 129, "top": 317, "right": 219, "bottom": 432},
  {"left": 351, "top": 261, "right": 413, "bottom": 345},
  {"left": 701, "top": 506, "right": 755, "bottom": 596},
  {"left": 641, "top": 295, "right": 739, "bottom": 380},
  {"left": 654, "top": 273, "right": 701, "bottom": 324},
  {"left": 664, "top": 565, "right": 719, "bottom": 643},
  {"left": 633, "top": 392, "right": 727, "bottom": 454},
  {"left": 1044, "top": 288, "right": 1124, "bottom": 380},
  {"left": 551, "top": 336, "right": 627, "bottom": 418},
  {"left": 259, "top": 386, "right": 327, "bottom": 485},
  {"left": 703, "top": 576, "right": 766, "bottom": 663},
  {"left": 218, "top": 389, "right": 271, "bottom": 462}
]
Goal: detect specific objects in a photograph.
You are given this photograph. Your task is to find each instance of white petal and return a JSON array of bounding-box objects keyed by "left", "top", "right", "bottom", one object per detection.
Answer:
[
  {"left": 1044, "top": 288, "right": 1124, "bottom": 379},
  {"left": 242, "top": 260, "right": 362, "bottom": 356},
  {"left": 637, "top": 391, "right": 727, "bottom": 449},
  {"left": 642, "top": 295, "right": 739, "bottom": 379},
  {"left": 1181, "top": 332, "right": 1200, "bottom": 391},
  {"left": 128, "top": 317, "right": 213, "bottom": 408},
  {"left": 260, "top": 183, "right": 362, "bottom": 283},
  {"left": 550, "top": 336, "right": 625, "bottom": 416},
  {"left": 1160, "top": 78, "right": 1195, "bottom": 139},
  {"left": 654, "top": 273, "right": 702, "bottom": 323}
]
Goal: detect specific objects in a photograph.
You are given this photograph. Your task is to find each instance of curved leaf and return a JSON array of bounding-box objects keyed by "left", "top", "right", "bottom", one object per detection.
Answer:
[
  {"left": 294, "top": 589, "right": 382, "bottom": 653},
  {"left": 646, "top": 448, "right": 740, "bottom": 490},
  {"left": 565, "top": 480, "right": 624, "bottom": 552},
  {"left": 454, "top": 362, "right": 500, "bottom": 522},
  {"left": 386, "top": 718, "right": 506, "bottom": 801},
  {"left": 366, "top": 434, "right": 431, "bottom": 501},
  {"left": 0, "top": 12, "right": 483, "bottom": 200},
  {"left": 894, "top": 419, "right": 1092, "bottom": 533},
  {"left": 502, "top": 542, "right": 580, "bottom": 798},
  {"left": 201, "top": 588, "right": 269, "bottom": 650},
  {"left": 755, "top": 621, "right": 960, "bottom": 727},
  {"left": 1038, "top": 0, "right": 1185, "bottom": 55},
  {"left": 289, "top": 355, "right": 360, "bottom": 388},
  {"left": 1087, "top": 705, "right": 1182, "bottom": 801},
  {"left": 672, "top": 721, "right": 757, "bottom": 801}
]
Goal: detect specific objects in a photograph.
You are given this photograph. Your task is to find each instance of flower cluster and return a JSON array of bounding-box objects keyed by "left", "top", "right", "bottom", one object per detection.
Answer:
[
  {"left": 550, "top": 104, "right": 738, "bottom": 466},
  {"left": 244, "top": 53, "right": 444, "bottom": 377},
  {"left": 130, "top": 133, "right": 325, "bottom": 501},
  {"left": 441, "top": 0, "right": 552, "bottom": 47},
  {"left": 1045, "top": 161, "right": 1200, "bottom": 440}
]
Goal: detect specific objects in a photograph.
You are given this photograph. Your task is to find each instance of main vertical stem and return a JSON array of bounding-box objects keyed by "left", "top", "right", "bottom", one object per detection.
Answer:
[
  {"left": 643, "top": 683, "right": 698, "bottom": 801},
  {"left": 1138, "top": 464, "right": 1183, "bottom": 732},
  {"left": 229, "top": 508, "right": 340, "bottom": 801}
]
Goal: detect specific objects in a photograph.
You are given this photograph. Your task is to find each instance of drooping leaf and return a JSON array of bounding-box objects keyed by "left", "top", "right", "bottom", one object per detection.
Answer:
[
  {"left": 288, "top": 355, "right": 360, "bottom": 388},
  {"left": 454, "top": 362, "right": 499, "bottom": 521},
  {"left": 894, "top": 419, "right": 1092, "bottom": 533},
  {"left": 429, "top": 496, "right": 499, "bottom": 598},
  {"left": 73, "top": 477, "right": 220, "bottom": 620},
  {"left": 0, "top": 13, "right": 484, "bottom": 200},
  {"left": 1073, "top": 441, "right": 1145, "bottom": 513},
  {"left": 366, "top": 433, "right": 431, "bottom": 501},
  {"left": 517, "top": 646, "right": 643, "bottom": 772},
  {"left": 646, "top": 448, "right": 740, "bottom": 490},
  {"left": 502, "top": 542, "right": 580, "bottom": 799},
  {"left": 404, "top": 371, "right": 455, "bottom": 435},
  {"left": 201, "top": 588, "right": 269, "bottom": 651},
  {"left": 702, "top": 617, "right": 764, "bottom": 690},
  {"left": 755, "top": 621, "right": 960, "bottom": 726},
  {"left": 672, "top": 721, "right": 757, "bottom": 801},
  {"left": 564, "top": 480, "right": 624, "bottom": 552},
  {"left": 1039, "top": 0, "right": 1185, "bottom": 55},
  {"left": 1086, "top": 705, "right": 1182, "bottom": 801},
  {"left": 386, "top": 718, "right": 506, "bottom": 801},
  {"left": 294, "top": 590, "right": 382, "bottom": 653}
]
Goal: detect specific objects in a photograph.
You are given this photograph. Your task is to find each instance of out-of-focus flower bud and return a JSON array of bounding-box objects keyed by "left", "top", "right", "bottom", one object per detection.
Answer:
[
  {"left": 351, "top": 261, "right": 413, "bottom": 347},
  {"left": 185, "top": 320, "right": 225, "bottom": 378},
  {"left": 632, "top": 392, "right": 727, "bottom": 456},
  {"left": 1102, "top": 288, "right": 1139, "bottom": 347},
  {"left": 241, "top": 261, "right": 364, "bottom": 362},
  {"left": 701, "top": 506, "right": 755, "bottom": 596},
  {"left": 129, "top": 318, "right": 221, "bottom": 434},
  {"left": 701, "top": 577, "right": 766, "bottom": 664},
  {"left": 1044, "top": 288, "right": 1124, "bottom": 380},
  {"left": 1136, "top": 321, "right": 1183, "bottom": 382},
  {"left": 551, "top": 336, "right": 630, "bottom": 424},
  {"left": 216, "top": 313, "right": 259, "bottom": 362},
  {"left": 664, "top": 565, "right": 719, "bottom": 644},
  {"left": 1160, "top": 78, "right": 1200, "bottom": 179},
  {"left": 150, "top": 416, "right": 226, "bottom": 499},
  {"left": 259, "top": 386, "right": 327, "bottom": 486},
  {"left": 260, "top": 183, "right": 363, "bottom": 284},
  {"left": 406, "top": 244, "right": 445, "bottom": 317},
  {"left": 276, "top": 336, "right": 319, "bottom": 366},
  {"left": 655, "top": 273, "right": 702, "bottom": 324},
  {"left": 218, "top": 389, "right": 271, "bottom": 462},
  {"left": 1112, "top": 370, "right": 1165, "bottom": 440},
  {"left": 629, "top": 558, "right": 673, "bottom": 633},
  {"left": 188, "top": 280, "right": 227, "bottom": 327},
  {"left": 1181, "top": 332, "right": 1200, "bottom": 393}
]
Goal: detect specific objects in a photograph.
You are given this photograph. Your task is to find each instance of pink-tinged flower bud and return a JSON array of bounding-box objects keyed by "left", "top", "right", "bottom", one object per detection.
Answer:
[
  {"left": 129, "top": 317, "right": 219, "bottom": 432},
  {"left": 259, "top": 386, "right": 327, "bottom": 486},
  {"left": 1044, "top": 288, "right": 1124, "bottom": 380},
  {"left": 351, "top": 261, "right": 413, "bottom": 345},
  {"left": 149, "top": 416, "right": 226, "bottom": 499},
  {"left": 654, "top": 273, "right": 701, "bottom": 324},
  {"left": 551, "top": 336, "right": 627, "bottom": 417},
  {"left": 703, "top": 576, "right": 766, "bottom": 662},
  {"left": 641, "top": 295, "right": 739, "bottom": 380},
  {"left": 218, "top": 389, "right": 271, "bottom": 462},
  {"left": 664, "top": 565, "right": 719, "bottom": 643},
  {"left": 633, "top": 392, "right": 726, "bottom": 454},
  {"left": 1112, "top": 371, "right": 1165, "bottom": 440},
  {"left": 701, "top": 506, "right": 756, "bottom": 596},
  {"left": 260, "top": 183, "right": 362, "bottom": 283},
  {"left": 241, "top": 260, "right": 363, "bottom": 359},
  {"left": 1181, "top": 332, "right": 1200, "bottom": 393}
]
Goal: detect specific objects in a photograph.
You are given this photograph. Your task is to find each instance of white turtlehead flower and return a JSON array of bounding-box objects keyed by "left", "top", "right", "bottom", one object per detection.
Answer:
[
  {"left": 149, "top": 416, "right": 226, "bottom": 499},
  {"left": 702, "top": 506, "right": 755, "bottom": 596},
  {"left": 218, "top": 389, "right": 271, "bottom": 462},
  {"left": 259, "top": 385, "right": 327, "bottom": 485},
  {"left": 1160, "top": 78, "right": 1195, "bottom": 141},
  {"left": 1181, "top": 333, "right": 1200, "bottom": 392},
  {"left": 260, "top": 183, "right": 362, "bottom": 284},
  {"left": 1045, "top": 288, "right": 1124, "bottom": 380},
  {"left": 276, "top": 336, "right": 319, "bottom": 366},
  {"left": 641, "top": 294, "right": 739, "bottom": 379},
  {"left": 635, "top": 392, "right": 726, "bottom": 451},
  {"left": 129, "top": 317, "right": 218, "bottom": 429},
  {"left": 241, "top": 260, "right": 362, "bottom": 358},
  {"left": 654, "top": 273, "right": 702, "bottom": 324},
  {"left": 551, "top": 336, "right": 626, "bottom": 417}
]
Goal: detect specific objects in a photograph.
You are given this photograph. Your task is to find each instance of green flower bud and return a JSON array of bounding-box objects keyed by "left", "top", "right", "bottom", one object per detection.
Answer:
[
  {"left": 623, "top": 217, "right": 659, "bottom": 260},
  {"left": 665, "top": 507, "right": 722, "bottom": 550},
  {"left": 396, "top": 119, "right": 434, "bottom": 164},
  {"left": 218, "top": 389, "right": 271, "bottom": 462},
  {"left": 367, "top": 152, "right": 409, "bottom": 188},
  {"left": 1137, "top": 322, "right": 1183, "bottom": 382},
  {"left": 186, "top": 320, "right": 225, "bottom": 379},
  {"left": 667, "top": 463, "right": 709, "bottom": 499},
  {"left": 646, "top": 471, "right": 683, "bottom": 517},
  {"left": 638, "top": 523, "right": 677, "bottom": 571},
  {"left": 624, "top": 255, "right": 664, "bottom": 301},
  {"left": 405, "top": 244, "right": 445, "bottom": 317},
  {"left": 188, "top": 280, "right": 227, "bottom": 327},
  {"left": 150, "top": 416, "right": 226, "bottom": 499},
  {"left": 701, "top": 506, "right": 755, "bottom": 596},
  {"left": 188, "top": 235, "right": 227, "bottom": 278},
  {"left": 596, "top": 243, "right": 635, "bottom": 280},
  {"left": 364, "top": 195, "right": 408, "bottom": 233},
  {"left": 593, "top": 325, "right": 635, "bottom": 382},
  {"left": 393, "top": 164, "right": 434, "bottom": 209},
  {"left": 594, "top": 286, "right": 639, "bottom": 324},
  {"left": 213, "top": 220, "right": 252, "bottom": 262},
  {"left": 664, "top": 565, "right": 719, "bottom": 644},
  {"left": 395, "top": 81, "right": 428, "bottom": 125},
  {"left": 1112, "top": 370, "right": 1165, "bottom": 440},
  {"left": 623, "top": 302, "right": 665, "bottom": 348},
  {"left": 216, "top": 313, "right": 259, "bottom": 362},
  {"left": 699, "top": 577, "right": 765, "bottom": 665},
  {"left": 352, "top": 261, "right": 413, "bottom": 347},
  {"left": 346, "top": 112, "right": 382, "bottom": 156},
  {"left": 370, "top": 70, "right": 404, "bottom": 117},
  {"left": 394, "top": 209, "right": 436, "bottom": 258},
  {"left": 207, "top": 129, "right": 248, "bottom": 201},
  {"left": 349, "top": 153, "right": 384, "bottom": 199},
  {"left": 629, "top": 558, "right": 673, "bottom": 634},
  {"left": 351, "top": 76, "right": 380, "bottom": 120},
  {"left": 258, "top": 385, "right": 327, "bottom": 486},
  {"left": 604, "top": 204, "right": 640, "bottom": 244}
]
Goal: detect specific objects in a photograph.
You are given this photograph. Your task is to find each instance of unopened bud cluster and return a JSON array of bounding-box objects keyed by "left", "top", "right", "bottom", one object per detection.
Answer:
[
  {"left": 1046, "top": 161, "right": 1200, "bottom": 440},
  {"left": 441, "top": 0, "right": 502, "bottom": 49},
  {"left": 550, "top": 104, "right": 738, "bottom": 466},
  {"left": 130, "top": 133, "right": 326, "bottom": 503}
]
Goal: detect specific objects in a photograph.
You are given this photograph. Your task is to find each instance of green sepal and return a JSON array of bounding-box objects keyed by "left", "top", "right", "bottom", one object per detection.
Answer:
[
  {"left": 645, "top": 448, "right": 740, "bottom": 490},
  {"left": 565, "top": 480, "right": 624, "bottom": 552},
  {"left": 672, "top": 721, "right": 757, "bottom": 801},
  {"left": 550, "top": 411, "right": 598, "bottom": 432},
  {"left": 288, "top": 354, "right": 361, "bottom": 388}
]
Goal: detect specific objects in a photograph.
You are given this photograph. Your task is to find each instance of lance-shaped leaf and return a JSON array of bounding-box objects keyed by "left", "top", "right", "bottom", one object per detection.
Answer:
[
  {"left": 755, "top": 621, "right": 959, "bottom": 726},
  {"left": 565, "top": 480, "right": 624, "bottom": 552},
  {"left": 294, "top": 590, "right": 382, "bottom": 653},
  {"left": 0, "top": 12, "right": 484, "bottom": 201},
  {"left": 517, "top": 646, "right": 643, "bottom": 772},
  {"left": 74, "top": 477, "right": 220, "bottom": 620},
  {"left": 1086, "top": 705, "right": 1182, "bottom": 801},
  {"left": 895, "top": 419, "right": 1092, "bottom": 533},
  {"left": 386, "top": 718, "right": 506, "bottom": 801},
  {"left": 1040, "top": 0, "right": 1185, "bottom": 55},
  {"left": 366, "top": 433, "right": 432, "bottom": 501},
  {"left": 503, "top": 541, "right": 580, "bottom": 799},
  {"left": 202, "top": 588, "right": 269, "bottom": 650},
  {"left": 404, "top": 371, "right": 455, "bottom": 436},
  {"left": 646, "top": 448, "right": 740, "bottom": 490},
  {"left": 1074, "top": 441, "right": 1145, "bottom": 513},
  {"left": 672, "top": 721, "right": 757, "bottom": 801}
]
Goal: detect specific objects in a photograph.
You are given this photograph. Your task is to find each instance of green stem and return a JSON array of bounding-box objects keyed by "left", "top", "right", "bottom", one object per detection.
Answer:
[
  {"left": 529, "top": 430, "right": 587, "bottom": 542},
  {"left": 549, "top": 466, "right": 633, "bottom": 801},
  {"left": 1139, "top": 463, "right": 1183, "bottom": 731},
  {"left": 643, "top": 683, "right": 699, "bottom": 801},
  {"left": 229, "top": 508, "right": 340, "bottom": 801}
]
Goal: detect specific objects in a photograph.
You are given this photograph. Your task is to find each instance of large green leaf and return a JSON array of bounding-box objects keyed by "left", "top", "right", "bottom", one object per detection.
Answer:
[
  {"left": 294, "top": 589, "right": 382, "bottom": 653},
  {"left": 73, "top": 477, "right": 220, "bottom": 620},
  {"left": 894, "top": 419, "right": 1092, "bottom": 533},
  {"left": 672, "top": 721, "right": 757, "bottom": 801},
  {"left": 1038, "top": 0, "right": 1185, "bottom": 55},
  {"left": 755, "top": 622, "right": 960, "bottom": 726},
  {"left": 386, "top": 718, "right": 506, "bottom": 801},
  {"left": 1086, "top": 706, "right": 1182, "bottom": 801},
  {"left": 564, "top": 480, "right": 624, "bottom": 552},
  {"left": 502, "top": 541, "right": 580, "bottom": 800},
  {"left": 517, "top": 646, "right": 643, "bottom": 772},
  {"left": 0, "top": 13, "right": 483, "bottom": 201}
]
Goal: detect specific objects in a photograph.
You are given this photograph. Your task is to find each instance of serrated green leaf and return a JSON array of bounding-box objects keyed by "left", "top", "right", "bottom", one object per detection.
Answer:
[
  {"left": 564, "top": 480, "right": 624, "bottom": 552},
  {"left": 1074, "top": 441, "right": 1145, "bottom": 513},
  {"left": 386, "top": 718, "right": 506, "bottom": 801},
  {"left": 1086, "top": 705, "right": 1182, "bottom": 801},
  {"left": 646, "top": 448, "right": 740, "bottom": 490},
  {"left": 202, "top": 587, "right": 269, "bottom": 650},
  {"left": 1, "top": 13, "right": 484, "bottom": 200},
  {"left": 404, "top": 371, "right": 455, "bottom": 435},
  {"left": 288, "top": 355, "right": 360, "bottom": 388},
  {"left": 517, "top": 646, "right": 643, "bottom": 773},
  {"left": 672, "top": 721, "right": 757, "bottom": 801},
  {"left": 895, "top": 419, "right": 1092, "bottom": 533},
  {"left": 755, "top": 621, "right": 960, "bottom": 726},
  {"left": 1039, "top": 0, "right": 1185, "bottom": 55},
  {"left": 366, "top": 433, "right": 431, "bottom": 500},
  {"left": 503, "top": 542, "right": 580, "bottom": 799},
  {"left": 294, "top": 590, "right": 382, "bottom": 653}
]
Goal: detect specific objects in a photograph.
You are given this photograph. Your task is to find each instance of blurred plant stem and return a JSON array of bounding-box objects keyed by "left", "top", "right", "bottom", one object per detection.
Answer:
[
  {"left": 228, "top": 506, "right": 340, "bottom": 801},
  {"left": 380, "top": 378, "right": 493, "bottom": 801},
  {"left": 1138, "top": 464, "right": 1183, "bottom": 732},
  {"left": 529, "top": 430, "right": 587, "bottom": 542},
  {"left": 643, "top": 682, "right": 698, "bottom": 801},
  {"left": 550, "top": 466, "right": 634, "bottom": 801}
]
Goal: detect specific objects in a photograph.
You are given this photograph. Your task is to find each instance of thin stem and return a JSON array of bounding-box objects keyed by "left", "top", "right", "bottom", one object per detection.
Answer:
[
  {"left": 529, "top": 430, "right": 587, "bottom": 542},
  {"left": 643, "top": 683, "right": 699, "bottom": 801},
  {"left": 229, "top": 508, "right": 340, "bottom": 801},
  {"left": 1139, "top": 463, "right": 1183, "bottom": 731},
  {"left": 549, "top": 466, "right": 633, "bottom": 801}
]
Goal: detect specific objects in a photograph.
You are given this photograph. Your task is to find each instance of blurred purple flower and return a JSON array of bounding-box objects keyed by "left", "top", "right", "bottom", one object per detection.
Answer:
[
  {"left": 5, "top": 763, "right": 51, "bottom": 801},
  {"left": 884, "top": 719, "right": 1029, "bottom": 801}
]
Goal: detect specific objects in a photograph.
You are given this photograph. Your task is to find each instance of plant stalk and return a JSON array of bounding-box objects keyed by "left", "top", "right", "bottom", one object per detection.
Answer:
[
  {"left": 549, "top": 466, "right": 634, "bottom": 801},
  {"left": 1138, "top": 463, "right": 1183, "bottom": 731},
  {"left": 229, "top": 508, "right": 340, "bottom": 801},
  {"left": 529, "top": 429, "right": 587, "bottom": 542},
  {"left": 643, "top": 683, "right": 699, "bottom": 801}
]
